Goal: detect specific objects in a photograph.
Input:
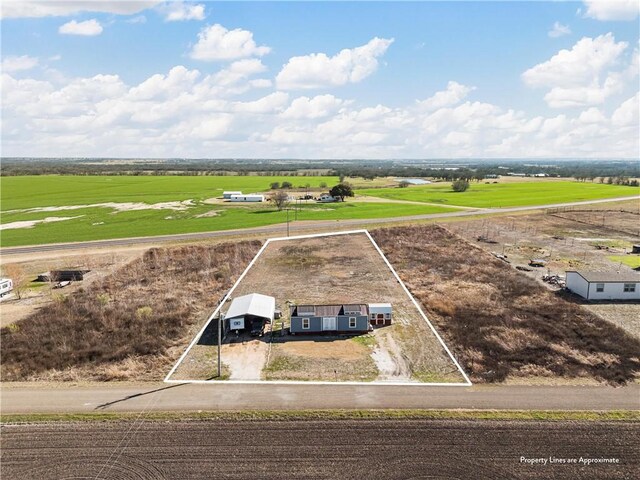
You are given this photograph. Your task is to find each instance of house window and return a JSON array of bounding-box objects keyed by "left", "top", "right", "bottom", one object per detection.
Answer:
[
  {"left": 302, "top": 318, "right": 310, "bottom": 329},
  {"left": 595, "top": 283, "right": 605, "bottom": 293},
  {"left": 370, "top": 313, "right": 375, "bottom": 320},
  {"left": 623, "top": 283, "right": 636, "bottom": 293},
  {"left": 349, "top": 317, "right": 357, "bottom": 328},
  {"left": 384, "top": 313, "right": 391, "bottom": 319}
]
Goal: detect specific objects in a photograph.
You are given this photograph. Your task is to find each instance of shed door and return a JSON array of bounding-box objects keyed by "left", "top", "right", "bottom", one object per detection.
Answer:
[{"left": 322, "top": 317, "right": 337, "bottom": 331}]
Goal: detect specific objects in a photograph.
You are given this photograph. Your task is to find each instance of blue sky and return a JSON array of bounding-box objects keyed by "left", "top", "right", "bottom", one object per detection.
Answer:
[{"left": 1, "top": 1, "right": 638, "bottom": 158}]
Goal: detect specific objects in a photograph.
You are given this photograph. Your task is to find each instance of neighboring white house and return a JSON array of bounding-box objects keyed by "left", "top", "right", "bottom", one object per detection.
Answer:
[
  {"left": 368, "top": 303, "right": 392, "bottom": 326},
  {"left": 224, "top": 293, "right": 276, "bottom": 330},
  {"left": 0, "top": 278, "right": 13, "bottom": 297},
  {"left": 566, "top": 271, "right": 640, "bottom": 301},
  {"left": 223, "top": 191, "right": 243, "bottom": 199},
  {"left": 229, "top": 194, "right": 265, "bottom": 202}
]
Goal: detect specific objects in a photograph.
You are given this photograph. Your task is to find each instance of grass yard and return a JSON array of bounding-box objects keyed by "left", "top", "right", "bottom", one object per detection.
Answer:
[
  {"left": 358, "top": 181, "right": 639, "bottom": 208},
  {"left": 609, "top": 255, "right": 640, "bottom": 268}
]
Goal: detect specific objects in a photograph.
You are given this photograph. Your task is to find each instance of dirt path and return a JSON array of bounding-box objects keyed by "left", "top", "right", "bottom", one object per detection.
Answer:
[
  {"left": 222, "top": 340, "right": 269, "bottom": 380},
  {"left": 371, "top": 330, "right": 413, "bottom": 382}
]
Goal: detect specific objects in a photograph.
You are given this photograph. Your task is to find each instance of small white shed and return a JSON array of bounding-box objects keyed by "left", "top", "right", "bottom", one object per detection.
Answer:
[
  {"left": 368, "top": 303, "right": 392, "bottom": 326},
  {"left": 224, "top": 293, "right": 276, "bottom": 330},
  {"left": 566, "top": 271, "right": 640, "bottom": 301},
  {"left": 0, "top": 278, "right": 13, "bottom": 297},
  {"left": 229, "top": 194, "right": 265, "bottom": 203},
  {"left": 223, "top": 191, "right": 243, "bottom": 199}
]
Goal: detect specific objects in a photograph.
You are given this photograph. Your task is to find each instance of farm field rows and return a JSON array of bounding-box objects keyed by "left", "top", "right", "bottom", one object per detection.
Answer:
[
  {"left": 359, "top": 181, "right": 639, "bottom": 207},
  {"left": 2, "top": 419, "right": 638, "bottom": 479}
]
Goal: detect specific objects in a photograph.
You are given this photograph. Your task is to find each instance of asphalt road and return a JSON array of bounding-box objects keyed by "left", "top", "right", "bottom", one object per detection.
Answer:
[
  {"left": 2, "top": 195, "right": 638, "bottom": 256},
  {"left": 2, "top": 419, "right": 638, "bottom": 479},
  {"left": 1, "top": 383, "right": 639, "bottom": 413}
]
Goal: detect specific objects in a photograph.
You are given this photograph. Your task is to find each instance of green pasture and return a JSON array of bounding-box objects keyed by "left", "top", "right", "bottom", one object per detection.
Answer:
[
  {"left": 1, "top": 175, "right": 342, "bottom": 211},
  {"left": 358, "top": 181, "right": 639, "bottom": 208},
  {"left": 0, "top": 200, "right": 456, "bottom": 247}
]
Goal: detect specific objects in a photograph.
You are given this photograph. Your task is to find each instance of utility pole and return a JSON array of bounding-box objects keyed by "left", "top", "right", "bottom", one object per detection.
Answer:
[
  {"left": 286, "top": 208, "right": 290, "bottom": 237},
  {"left": 217, "top": 313, "right": 223, "bottom": 378}
]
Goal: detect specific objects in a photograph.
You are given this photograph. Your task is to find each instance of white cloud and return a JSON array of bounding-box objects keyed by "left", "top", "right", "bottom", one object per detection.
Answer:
[
  {"left": 276, "top": 37, "right": 394, "bottom": 90},
  {"left": 417, "top": 81, "right": 475, "bottom": 111},
  {"left": 583, "top": 0, "right": 639, "bottom": 21},
  {"left": 522, "top": 33, "right": 635, "bottom": 108},
  {"left": 1, "top": 55, "right": 38, "bottom": 73},
  {"left": 0, "top": 1, "right": 160, "bottom": 19},
  {"left": 160, "top": 2, "right": 205, "bottom": 22},
  {"left": 548, "top": 22, "right": 571, "bottom": 38},
  {"left": 2, "top": 68, "right": 638, "bottom": 159},
  {"left": 281, "top": 94, "right": 346, "bottom": 119},
  {"left": 190, "top": 24, "right": 271, "bottom": 61},
  {"left": 59, "top": 19, "right": 103, "bottom": 36},
  {"left": 126, "top": 15, "right": 147, "bottom": 24}
]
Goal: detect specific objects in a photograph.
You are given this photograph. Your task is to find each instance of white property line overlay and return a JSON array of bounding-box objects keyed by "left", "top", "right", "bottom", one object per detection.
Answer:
[{"left": 165, "top": 228, "right": 472, "bottom": 386}]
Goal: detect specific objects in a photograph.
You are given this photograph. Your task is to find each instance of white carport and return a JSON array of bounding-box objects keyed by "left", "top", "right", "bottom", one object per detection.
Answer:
[{"left": 224, "top": 293, "right": 276, "bottom": 330}]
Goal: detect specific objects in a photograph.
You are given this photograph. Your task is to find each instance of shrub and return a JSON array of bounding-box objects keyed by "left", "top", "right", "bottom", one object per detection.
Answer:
[{"left": 452, "top": 179, "right": 470, "bottom": 192}]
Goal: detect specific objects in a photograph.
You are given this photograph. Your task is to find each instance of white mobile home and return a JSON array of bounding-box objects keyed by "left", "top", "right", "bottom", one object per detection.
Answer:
[
  {"left": 0, "top": 278, "right": 13, "bottom": 297},
  {"left": 566, "top": 271, "right": 640, "bottom": 301},
  {"left": 229, "top": 194, "right": 265, "bottom": 203},
  {"left": 223, "top": 191, "right": 243, "bottom": 199}
]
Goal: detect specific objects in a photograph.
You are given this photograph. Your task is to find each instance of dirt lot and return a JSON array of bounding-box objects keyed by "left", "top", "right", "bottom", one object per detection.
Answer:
[
  {"left": 171, "top": 232, "right": 463, "bottom": 383},
  {"left": 2, "top": 419, "right": 637, "bottom": 479},
  {"left": 371, "top": 225, "right": 640, "bottom": 385},
  {"left": 447, "top": 200, "right": 640, "bottom": 340}
]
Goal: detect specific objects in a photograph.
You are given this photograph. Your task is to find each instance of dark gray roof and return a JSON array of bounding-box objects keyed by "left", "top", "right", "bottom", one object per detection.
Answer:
[
  {"left": 568, "top": 271, "right": 640, "bottom": 283},
  {"left": 290, "top": 304, "right": 368, "bottom": 317}
]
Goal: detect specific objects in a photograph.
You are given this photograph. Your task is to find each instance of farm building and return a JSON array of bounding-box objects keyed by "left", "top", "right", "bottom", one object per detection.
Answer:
[
  {"left": 368, "top": 303, "right": 392, "bottom": 326},
  {"left": 222, "top": 191, "right": 243, "bottom": 199},
  {"left": 566, "top": 271, "right": 640, "bottom": 301},
  {"left": 0, "top": 278, "right": 13, "bottom": 297},
  {"left": 318, "top": 193, "right": 337, "bottom": 203},
  {"left": 289, "top": 304, "right": 370, "bottom": 334},
  {"left": 229, "top": 194, "right": 265, "bottom": 203},
  {"left": 224, "top": 293, "right": 275, "bottom": 333}
]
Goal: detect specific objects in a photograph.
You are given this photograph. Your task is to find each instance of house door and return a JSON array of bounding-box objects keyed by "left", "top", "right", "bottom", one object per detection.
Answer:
[
  {"left": 377, "top": 314, "right": 384, "bottom": 325},
  {"left": 322, "top": 317, "right": 337, "bottom": 331}
]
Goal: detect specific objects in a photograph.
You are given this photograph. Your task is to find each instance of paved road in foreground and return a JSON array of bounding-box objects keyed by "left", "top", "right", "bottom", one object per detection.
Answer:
[
  {"left": 2, "top": 195, "right": 638, "bottom": 256},
  {"left": 3, "top": 419, "right": 637, "bottom": 479},
  {"left": 1, "top": 383, "right": 638, "bottom": 413}
]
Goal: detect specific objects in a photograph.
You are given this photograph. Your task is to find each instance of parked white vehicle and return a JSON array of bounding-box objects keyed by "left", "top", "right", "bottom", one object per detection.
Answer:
[{"left": 0, "top": 278, "right": 14, "bottom": 297}]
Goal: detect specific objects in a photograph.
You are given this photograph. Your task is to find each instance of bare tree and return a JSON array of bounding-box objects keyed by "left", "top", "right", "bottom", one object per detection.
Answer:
[
  {"left": 3, "top": 264, "right": 29, "bottom": 300},
  {"left": 271, "top": 190, "right": 290, "bottom": 211}
]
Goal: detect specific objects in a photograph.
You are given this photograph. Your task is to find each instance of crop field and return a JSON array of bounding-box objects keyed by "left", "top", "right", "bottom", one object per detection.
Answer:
[
  {"left": 0, "top": 175, "right": 457, "bottom": 247},
  {"left": 170, "top": 232, "right": 464, "bottom": 383},
  {"left": 359, "top": 181, "right": 639, "bottom": 208},
  {"left": 2, "top": 419, "right": 638, "bottom": 480}
]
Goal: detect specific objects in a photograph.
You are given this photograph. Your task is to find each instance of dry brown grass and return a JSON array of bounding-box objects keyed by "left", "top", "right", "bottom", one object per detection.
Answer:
[
  {"left": 1, "top": 241, "right": 261, "bottom": 381},
  {"left": 371, "top": 225, "right": 640, "bottom": 385}
]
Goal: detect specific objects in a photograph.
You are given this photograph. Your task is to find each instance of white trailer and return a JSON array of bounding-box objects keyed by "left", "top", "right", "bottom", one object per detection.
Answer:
[
  {"left": 566, "top": 271, "right": 640, "bottom": 301},
  {"left": 223, "top": 191, "right": 243, "bottom": 199},
  {"left": 0, "top": 278, "right": 14, "bottom": 297},
  {"left": 229, "top": 194, "right": 265, "bottom": 203}
]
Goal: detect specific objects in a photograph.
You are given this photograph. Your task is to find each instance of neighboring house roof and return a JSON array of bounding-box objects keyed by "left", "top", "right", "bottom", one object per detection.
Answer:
[
  {"left": 225, "top": 293, "right": 276, "bottom": 321},
  {"left": 290, "top": 304, "right": 368, "bottom": 317},
  {"left": 567, "top": 271, "right": 640, "bottom": 283}
]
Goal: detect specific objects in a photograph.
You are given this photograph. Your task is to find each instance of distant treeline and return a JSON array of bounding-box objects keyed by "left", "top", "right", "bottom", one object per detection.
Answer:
[{"left": 1, "top": 158, "right": 638, "bottom": 181}]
